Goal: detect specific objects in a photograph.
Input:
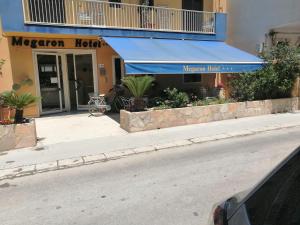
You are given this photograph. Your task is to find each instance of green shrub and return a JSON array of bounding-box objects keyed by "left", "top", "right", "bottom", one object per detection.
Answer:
[
  {"left": 192, "top": 97, "right": 235, "bottom": 106},
  {"left": 163, "top": 88, "right": 189, "bottom": 108},
  {"left": 122, "top": 75, "right": 155, "bottom": 111},
  {"left": 149, "top": 88, "right": 189, "bottom": 109},
  {"left": 1, "top": 90, "right": 39, "bottom": 123},
  {"left": 1, "top": 91, "right": 39, "bottom": 110},
  {"left": 122, "top": 76, "right": 155, "bottom": 98},
  {"left": 230, "top": 43, "right": 300, "bottom": 101}
]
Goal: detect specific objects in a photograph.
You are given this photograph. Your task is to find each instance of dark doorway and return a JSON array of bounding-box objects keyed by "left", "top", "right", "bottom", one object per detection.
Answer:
[
  {"left": 182, "top": 0, "right": 203, "bottom": 11},
  {"left": 28, "top": 0, "right": 66, "bottom": 23},
  {"left": 66, "top": 54, "right": 77, "bottom": 111},
  {"left": 114, "top": 58, "right": 123, "bottom": 85},
  {"left": 182, "top": 0, "right": 203, "bottom": 32}
]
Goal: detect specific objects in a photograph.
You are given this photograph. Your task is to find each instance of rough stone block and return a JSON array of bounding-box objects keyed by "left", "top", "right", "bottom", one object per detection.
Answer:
[
  {"left": 16, "top": 165, "right": 36, "bottom": 176},
  {"left": 36, "top": 161, "right": 58, "bottom": 172},
  {"left": 104, "top": 149, "right": 135, "bottom": 160},
  {"left": 58, "top": 157, "right": 84, "bottom": 168},
  {"left": 133, "top": 146, "right": 156, "bottom": 154},
  {"left": 0, "top": 120, "right": 37, "bottom": 151},
  {"left": 154, "top": 142, "right": 179, "bottom": 150},
  {"left": 83, "top": 154, "right": 107, "bottom": 163},
  {"left": 120, "top": 98, "right": 300, "bottom": 133},
  {"left": 190, "top": 136, "right": 217, "bottom": 143},
  {"left": 173, "top": 140, "right": 193, "bottom": 147}
]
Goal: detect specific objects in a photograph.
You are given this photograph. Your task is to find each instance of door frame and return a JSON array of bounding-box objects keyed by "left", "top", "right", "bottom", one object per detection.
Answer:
[
  {"left": 73, "top": 52, "right": 98, "bottom": 110},
  {"left": 112, "top": 55, "right": 125, "bottom": 85},
  {"left": 33, "top": 49, "right": 98, "bottom": 115},
  {"left": 33, "top": 52, "right": 65, "bottom": 115}
]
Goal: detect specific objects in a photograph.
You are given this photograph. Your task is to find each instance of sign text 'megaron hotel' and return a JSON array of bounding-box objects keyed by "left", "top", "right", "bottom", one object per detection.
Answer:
[{"left": 11, "top": 37, "right": 102, "bottom": 48}]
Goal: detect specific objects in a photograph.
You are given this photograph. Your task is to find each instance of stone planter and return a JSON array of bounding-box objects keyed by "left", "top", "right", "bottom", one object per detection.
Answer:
[
  {"left": 0, "top": 119, "right": 37, "bottom": 151},
  {"left": 120, "top": 97, "right": 299, "bottom": 132}
]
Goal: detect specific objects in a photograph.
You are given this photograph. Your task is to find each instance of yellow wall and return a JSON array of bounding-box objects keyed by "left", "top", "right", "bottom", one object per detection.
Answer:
[
  {"left": 97, "top": 42, "right": 119, "bottom": 94},
  {"left": 5, "top": 34, "right": 117, "bottom": 117},
  {"left": 0, "top": 24, "right": 14, "bottom": 92},
  {"left": 213, "top": 0, "right": 227, "bottom": 12},
  {"left": 8, "top": 41, "right": 37, "bottom": 117}
]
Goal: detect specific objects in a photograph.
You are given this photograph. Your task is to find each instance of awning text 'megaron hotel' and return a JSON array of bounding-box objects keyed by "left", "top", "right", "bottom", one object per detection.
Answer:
[{"left": 0, "top": 0, "right": 263, "bottom": 117}]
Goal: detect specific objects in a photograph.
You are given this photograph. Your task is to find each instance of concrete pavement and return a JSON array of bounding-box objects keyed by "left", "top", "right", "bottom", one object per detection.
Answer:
[
  {"left": 0, "top": 127, "right": 299, "bottom": 225},
  {"left": 35, "top": 112, "right": 127, "bottom": 146},
  {"left": 1, "top": 112, "right": 300, "bottom": 180}
]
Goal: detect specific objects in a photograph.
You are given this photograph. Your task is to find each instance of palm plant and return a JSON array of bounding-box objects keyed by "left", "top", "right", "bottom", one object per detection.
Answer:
[
  {"left": 1, "top": 91, "right": 39, "bottom": 123},
  {"left": 122, "top": 75, "right": 155, "bottom": 111}
]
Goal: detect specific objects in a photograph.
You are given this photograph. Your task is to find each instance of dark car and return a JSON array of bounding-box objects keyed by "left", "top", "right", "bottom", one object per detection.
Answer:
[{"left": 211, "top": 146, "right": 300, "bottom": 225}]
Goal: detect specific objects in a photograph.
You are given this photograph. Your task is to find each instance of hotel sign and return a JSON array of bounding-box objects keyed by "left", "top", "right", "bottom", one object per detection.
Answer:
[
  {"left": 125, "top": 63, "right": 262, "bottom": 75},
  {"left": 183, "top": 65, "right": 234, "bottom": 73},
  {"left": 183, "top": 65, "right": 222, "bottom": 73},
  {"left": 11, "top": 37, "right": 104, "bottom": 49}
]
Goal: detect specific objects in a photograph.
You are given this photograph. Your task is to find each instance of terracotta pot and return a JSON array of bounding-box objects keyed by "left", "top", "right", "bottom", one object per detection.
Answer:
[{"left": 0, "top": 106, "right": 12, "bottom": 121}]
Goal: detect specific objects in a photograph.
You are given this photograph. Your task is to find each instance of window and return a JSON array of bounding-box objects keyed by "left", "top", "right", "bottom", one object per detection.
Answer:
[
  {"left": 183, "top": 74, "right": 202, "bottom": 83},
  {"left": 109, "top": 0, "right": 121, "bottom": 7},
  {"left": 139, "top": 0, "right": 154, "bottom": 6},
  {"left": 245, "top": 151, "right": 300, "bottom": 225},
  {"left": 148, "top": 0, "right": 154, "bottom": 6}
]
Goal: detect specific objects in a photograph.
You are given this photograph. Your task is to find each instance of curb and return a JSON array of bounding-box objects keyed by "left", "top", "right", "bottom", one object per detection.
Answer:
[{"left": 1, "top": 124, "right": 300, "bottom": 181}]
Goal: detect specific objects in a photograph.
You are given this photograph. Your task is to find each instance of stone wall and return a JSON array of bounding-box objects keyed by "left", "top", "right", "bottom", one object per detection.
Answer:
[
  {"left": 0, "top": 120, "right": 37, "bottom": 151},
  {"left": 120, "top": 98, "right": 300, "bottom": 132}
]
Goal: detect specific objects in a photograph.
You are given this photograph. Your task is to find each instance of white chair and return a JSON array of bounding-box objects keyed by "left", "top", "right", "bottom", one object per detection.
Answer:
[{"left": 88, "top": 93, "right": 111, "bottom": 116}]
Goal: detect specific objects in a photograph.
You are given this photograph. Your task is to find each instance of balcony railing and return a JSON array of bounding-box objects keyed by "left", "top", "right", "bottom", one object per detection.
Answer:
[{"left": 22, "top": 0, "right": 216, "bottom": 34}]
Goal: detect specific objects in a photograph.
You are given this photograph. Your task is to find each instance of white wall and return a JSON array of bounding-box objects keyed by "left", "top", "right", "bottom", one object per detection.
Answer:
[{"left": 227, "top": 0, "right": 300, "bottom": 54}]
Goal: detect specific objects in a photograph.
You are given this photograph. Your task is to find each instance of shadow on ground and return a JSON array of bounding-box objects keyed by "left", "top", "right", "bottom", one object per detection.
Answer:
[{"left": 106, "top": 113, "right": 120, "bottom": 124}]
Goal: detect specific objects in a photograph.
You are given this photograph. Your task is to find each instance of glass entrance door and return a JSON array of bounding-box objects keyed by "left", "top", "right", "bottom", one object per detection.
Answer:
[
  {"left": 36, "top": 53, "right": 64, "bottom": 114},
  {"left": 66, "top": 53, "right": 95, "bottom": 110}
]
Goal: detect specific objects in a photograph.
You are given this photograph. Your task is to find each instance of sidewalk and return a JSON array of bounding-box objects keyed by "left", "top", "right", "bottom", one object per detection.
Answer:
[
  {"left": 1, "top": 112, "right": 300, "bottom": 180},
  {"left": 35, "top": 112, "right": 127, "bottom": 146}
]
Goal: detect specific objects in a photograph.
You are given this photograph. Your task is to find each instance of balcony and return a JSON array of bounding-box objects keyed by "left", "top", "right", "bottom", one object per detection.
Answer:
[{"left": 22, "top": 0, "right": 216, "bottom": 34}]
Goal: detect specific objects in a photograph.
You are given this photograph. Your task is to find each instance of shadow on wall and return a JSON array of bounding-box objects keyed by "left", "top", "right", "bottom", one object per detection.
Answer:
[{"left": 149, "top": 74, "right": 217, "bottom": 97}]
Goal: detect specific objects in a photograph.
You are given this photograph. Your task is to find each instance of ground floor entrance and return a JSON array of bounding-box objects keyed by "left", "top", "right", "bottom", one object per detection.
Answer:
[
  {"left": 0, "top": 34, "right": 259, "bottom": 118},
  {"left": 34, "top": 50, "right": 98, "bottom": 115}
]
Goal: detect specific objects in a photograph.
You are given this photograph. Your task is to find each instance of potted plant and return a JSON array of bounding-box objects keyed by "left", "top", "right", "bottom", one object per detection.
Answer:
[
  {"left": 0, "top": 95, "right": 11, "bottom": 124},
  {"left": 1, "top": 90, "right": 39, "bottom": 123},
  {"left": 122, "top": 75, "right": 155, "bottom": 111},
  {"left": 217, "top": 82, "right": 226, "bottom": 99}
]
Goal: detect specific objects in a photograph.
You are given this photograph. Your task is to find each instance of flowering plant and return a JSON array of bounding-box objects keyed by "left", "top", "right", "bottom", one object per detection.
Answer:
[
  {"left": 0, "top": 120, "right": 13, "bottom": 125},
  {"left": 217, "top": 83, "right": 225, "bottom": 89}
]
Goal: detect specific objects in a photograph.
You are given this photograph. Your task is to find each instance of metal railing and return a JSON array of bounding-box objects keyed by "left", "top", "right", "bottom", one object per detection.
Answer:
[{"left": 22, "top": 0, "right": 216, "bottom": 34}]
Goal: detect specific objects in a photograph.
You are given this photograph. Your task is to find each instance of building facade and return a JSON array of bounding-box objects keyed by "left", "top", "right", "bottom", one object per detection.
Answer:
[
  {"left": 0, "top": 0, "right": 261, "bottom": 117},
  {"left": 227, "top": 0, "right": 300, "bottom": 53}
]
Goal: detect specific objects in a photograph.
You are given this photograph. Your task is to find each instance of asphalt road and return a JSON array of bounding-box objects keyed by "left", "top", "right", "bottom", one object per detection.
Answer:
[{"left": 1, "top": 127, "right": 300, "bottom": 225}]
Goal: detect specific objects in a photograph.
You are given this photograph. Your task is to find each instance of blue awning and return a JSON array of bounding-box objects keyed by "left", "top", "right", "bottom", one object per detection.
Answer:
[{"left": 103, "top": 37, "right": 264, "bottom": 75}]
